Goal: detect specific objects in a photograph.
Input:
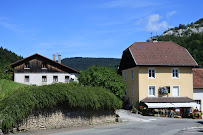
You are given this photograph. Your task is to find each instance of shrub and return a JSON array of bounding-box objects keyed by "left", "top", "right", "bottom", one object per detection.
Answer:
[
  {"left": 79, "top": 66, "right": 126, "bottom": 99},
  {"left": 0, "top": 83, "right": 122, "bottom": 133}
]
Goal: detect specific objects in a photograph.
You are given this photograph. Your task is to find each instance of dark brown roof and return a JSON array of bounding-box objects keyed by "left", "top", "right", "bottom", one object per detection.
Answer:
[
  {"left": 10, "top": 53, "right": 80, "bottom": 74},
  {"left": 141, "top": 97, "right": 194, "bottom": 103},
  {"left": 193, "top": 68, "right": 203, "bottom": 88},
  {"left": 127, "top": 41, "right": 198, "bottom": 66}
]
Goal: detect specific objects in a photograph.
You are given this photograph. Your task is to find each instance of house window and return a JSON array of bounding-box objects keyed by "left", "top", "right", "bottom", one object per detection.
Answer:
[
  {"left": 131, "top": 86, "right": 134, "bottom": 97},
  {"left": 131, "top": 69, "right": 134, "bottom": 80},
  {"left": 24, "top": 63, "right": 30, "bottom": 69},
  {"left": 195, "top": 100, "right": 201, "bottom": 105},
  {"left": 149, "top": 86, "right": 155, "bottom": 96},
  {"left": 172, "top": 86, "right": 180, "bottom": 97},
  {"left": 53, "top": 76, "right": 58, "bottom": 82},
  {"left": 25, "top": 76, "right": 29, "bottom": 82},
  {"left": 148, "top": 68, "right": 156, "bottom": 78},
  {"left": 172, "top": 68, "right": 179, "bottom": 78},
  {"left": 70, "top": 78, "right": 74, "bottom": 82},
  {"left": 124, "top": 71, "right": 127, "bottom": 81},
  {"left": 125, "top": 89, "right": 127, "bottom": 95},
  {"left": 42, "top": 63, "right": 47, "bottom": 69},
  {"left": 65, "top": 76, "right": 69, "bottom": 82},
  {"left": 42, "top": 76, "right": 47, "bottom": 82}
]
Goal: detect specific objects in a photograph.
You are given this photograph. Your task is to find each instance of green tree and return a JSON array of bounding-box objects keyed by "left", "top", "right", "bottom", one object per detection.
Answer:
[
  {"left": 79, "top": 66, "right": 126, "bottom": 99},
  {"left": 0, "top": 65, "right": 14, "bottom": 80}
]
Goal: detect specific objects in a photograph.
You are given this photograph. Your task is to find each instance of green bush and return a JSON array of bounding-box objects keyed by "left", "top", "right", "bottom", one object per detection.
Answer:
[
  {"left": 79, "top": 66, "right": 126, "bottom": 99},
  {"left": 0, "top": 83, "right": 122, "bottom": 133}
]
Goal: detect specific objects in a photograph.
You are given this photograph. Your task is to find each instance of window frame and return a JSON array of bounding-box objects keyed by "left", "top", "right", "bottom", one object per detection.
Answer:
[
  {"left": 172, "top": 68, "right": 180, "bottom": 79},
  {"left": 24, "top": 75, "right": 29, "bottom": 82},
  {"left": 41, "top": 63, "right": 47, "bottom": 69},
  {"left": 172, "top": 85, "right": 180, "bottom": 97},
  {"left": 148, "top": 85, "right": 156, "bottom": 96},
  {"left": 42, "top": 76, "right": 47, "bottom": 82},
  {"left": 124, "top": 70, "right": 127, "bottom": 81},
  {"left": 131, "top": 86, "right": 134, "bottom": 97},
  {"left": 53, "top": 76, "right": 58, "bottom": 82},
  {"left": 131, "top": 69, "right": 134, "bottom": 80},
  {"left": 24, "top": 63, "right": 30, "bottom": 69},
  {"left": 65, "top": 76, "right": 69, "bottom": 83},
  {"left": 148, "top": 68, "right": 156, "bottom": 79}
]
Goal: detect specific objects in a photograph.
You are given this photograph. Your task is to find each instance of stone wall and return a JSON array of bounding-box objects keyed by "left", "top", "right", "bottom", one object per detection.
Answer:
[{"left": 17, "top": 108, "right": 114, "bottom": 131}]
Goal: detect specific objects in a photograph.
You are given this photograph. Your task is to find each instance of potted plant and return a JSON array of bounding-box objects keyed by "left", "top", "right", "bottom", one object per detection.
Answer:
[{"left": 131, "top": 105, "right": 138, "bottom": 114}]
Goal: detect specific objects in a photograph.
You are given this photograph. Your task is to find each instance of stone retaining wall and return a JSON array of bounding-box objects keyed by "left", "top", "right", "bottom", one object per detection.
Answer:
[{"left": 17, "top": 108, "right": 114, "bottom": 131}]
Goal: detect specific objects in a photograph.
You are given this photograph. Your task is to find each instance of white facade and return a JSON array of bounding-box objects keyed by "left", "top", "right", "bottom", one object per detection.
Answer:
[
  {"left": 193, "top": 88, "right": 203, "bottom": 111},
  {"left": 14, "top": 73, "right": 78, "bottom": 86}
]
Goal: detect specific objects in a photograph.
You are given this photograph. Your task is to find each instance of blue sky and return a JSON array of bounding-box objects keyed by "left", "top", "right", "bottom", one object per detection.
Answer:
[{"left": 0, "top": 0, "right": 202, "bottom": 59}]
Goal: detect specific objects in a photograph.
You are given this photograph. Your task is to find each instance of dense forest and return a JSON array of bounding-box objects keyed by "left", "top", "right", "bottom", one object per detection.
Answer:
[
  {"left": 158, "top": 19, "right": 203, "bottom": 66},
  {"left": 62, "top": 57, "right": 120, "bottom": 71},
  {"left": 0, "top": 47, "right": 23, "bottom": 68}
]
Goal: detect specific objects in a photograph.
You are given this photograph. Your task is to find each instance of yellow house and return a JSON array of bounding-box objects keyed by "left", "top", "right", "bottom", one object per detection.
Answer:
[{"left": 118, "top": 40, "right": 199, "bottom": 110}]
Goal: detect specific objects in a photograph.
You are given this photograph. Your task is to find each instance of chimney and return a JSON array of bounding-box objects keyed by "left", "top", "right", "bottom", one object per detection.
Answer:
[
  {"left": 58, "top": 54, "right": 61, "bottom": 64},
  {"left": 53, "top": 53, "right": 55, "bottom": 61}
]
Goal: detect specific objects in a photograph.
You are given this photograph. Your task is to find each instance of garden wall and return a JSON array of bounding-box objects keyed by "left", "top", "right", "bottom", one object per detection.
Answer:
[{"left": 17, "top": 107, "right": 114, "bottom": 131}]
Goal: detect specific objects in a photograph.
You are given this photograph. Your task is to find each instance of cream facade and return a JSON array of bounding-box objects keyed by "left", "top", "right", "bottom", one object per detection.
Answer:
[{"left": 123, "top": 66, "right": 193, "bottom": 105}]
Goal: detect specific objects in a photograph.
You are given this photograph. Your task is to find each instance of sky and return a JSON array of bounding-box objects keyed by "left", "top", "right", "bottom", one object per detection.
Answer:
[{"left": 0, "top": 0, "right": 202, "bottom": 59}]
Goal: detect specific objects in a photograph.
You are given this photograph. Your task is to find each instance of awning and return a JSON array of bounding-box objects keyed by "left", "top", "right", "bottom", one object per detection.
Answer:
[
  {"left": 172, "top": 102, "right": 200, "bottom": 109},
  {"left": 145, "top": 103, "right": 174, "bottom": 108},
  {"left": 145, "top": 102, "right": 200, "bottom": 110}
]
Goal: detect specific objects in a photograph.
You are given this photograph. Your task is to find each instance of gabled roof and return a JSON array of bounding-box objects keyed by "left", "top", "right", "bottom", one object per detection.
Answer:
[
  {"left": 10, "top": 53, "right": 80, "bottom": 74},
  {"left": 126, "top": 41, "right": 198, "bottom": 66},
  {"left": 193, "top": 68, "right": 203, "bottom": 88},
  {"left": 141, "top": 97, "right": 194, "bottom": 103}
]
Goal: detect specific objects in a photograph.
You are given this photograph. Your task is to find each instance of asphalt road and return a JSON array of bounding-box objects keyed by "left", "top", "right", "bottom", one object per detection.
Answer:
[
  {"left": 50, "top": 110, "right": 203, "bottom": 135},
  {"left": 14, "top": 109, "right": 203, "bottom": 135}
]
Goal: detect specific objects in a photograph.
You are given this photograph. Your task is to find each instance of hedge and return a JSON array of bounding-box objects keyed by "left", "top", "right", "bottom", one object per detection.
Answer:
[{"left": 0, "top": 83, "right": 122, "bottom": 133}]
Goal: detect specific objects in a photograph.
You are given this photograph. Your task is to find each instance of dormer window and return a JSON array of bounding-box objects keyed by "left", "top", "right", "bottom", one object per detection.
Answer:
[
  {"left": 24, "top": 63, "right": 30, "bottom": 69},
  {"left": 42, "top": 63, "right": 47, "bottom": 69}
]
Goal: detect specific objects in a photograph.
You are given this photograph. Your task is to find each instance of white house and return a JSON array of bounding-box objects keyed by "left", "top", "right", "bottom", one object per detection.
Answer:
[
  {"left": 10, "top": 53, "right": 80, "bottom": 85},
  {"left": 193, "top": 68, "right": 203, "bottom": 111}
]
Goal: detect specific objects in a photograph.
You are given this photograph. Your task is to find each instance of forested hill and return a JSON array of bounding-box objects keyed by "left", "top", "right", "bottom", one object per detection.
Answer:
[
  {"left": 0, "top": 47, "right": 23, "bottom": 68},
  {"left": 158, "top": 18, "right": 203, "bottom": 66},
  {"left": 61, "top": 57, "right": 120, "bottom": 71}
]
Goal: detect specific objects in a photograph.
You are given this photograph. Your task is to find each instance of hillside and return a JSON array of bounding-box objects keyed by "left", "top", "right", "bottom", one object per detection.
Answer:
[
  {"left": 62, "top": 57, "right": 120, "bottom": 71},
  {"left": 162, "top": 18, "right": 203, "bottom": 36},
  {"left": 0, "top": 46, "right": 23, "bottom": 68},
  {"left": 0, "top": 79, "right": 26, "bottom": 99},
  {"left": 158, "top": 18, "right": 203, "bottom": 66}
]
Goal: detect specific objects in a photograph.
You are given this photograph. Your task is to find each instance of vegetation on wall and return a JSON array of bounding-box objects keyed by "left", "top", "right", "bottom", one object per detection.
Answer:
[
  {"left": 62, "top": 57, "right": 120, "bottom": 71},
  {"left": 158, "top": 33, "right": 203, "bottom": 66},
  {"left": 0, "top": 82, "right": 122, "bottom": 133},
  {"left": 79, "top": 66, "right": 126, "bottom": 99}
]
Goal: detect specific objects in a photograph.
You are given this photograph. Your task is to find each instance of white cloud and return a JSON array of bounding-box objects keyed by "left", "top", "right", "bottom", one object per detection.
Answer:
[
  {"left": 167, "top": 10, "right": 176, "bottom": 17},
  {"left": 145, "top": 14, "right": 168, "bottom": 32}
]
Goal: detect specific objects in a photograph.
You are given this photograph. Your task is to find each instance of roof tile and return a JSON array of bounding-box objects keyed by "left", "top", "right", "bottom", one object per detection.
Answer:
[{"left": 128, "top": 41, "right": 198, "bottom": 66}]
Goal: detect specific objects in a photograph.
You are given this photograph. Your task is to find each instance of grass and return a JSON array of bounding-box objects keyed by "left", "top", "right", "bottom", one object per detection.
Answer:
[{"left": 0, "top": 79, "right": 27, "bottom": 99}]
